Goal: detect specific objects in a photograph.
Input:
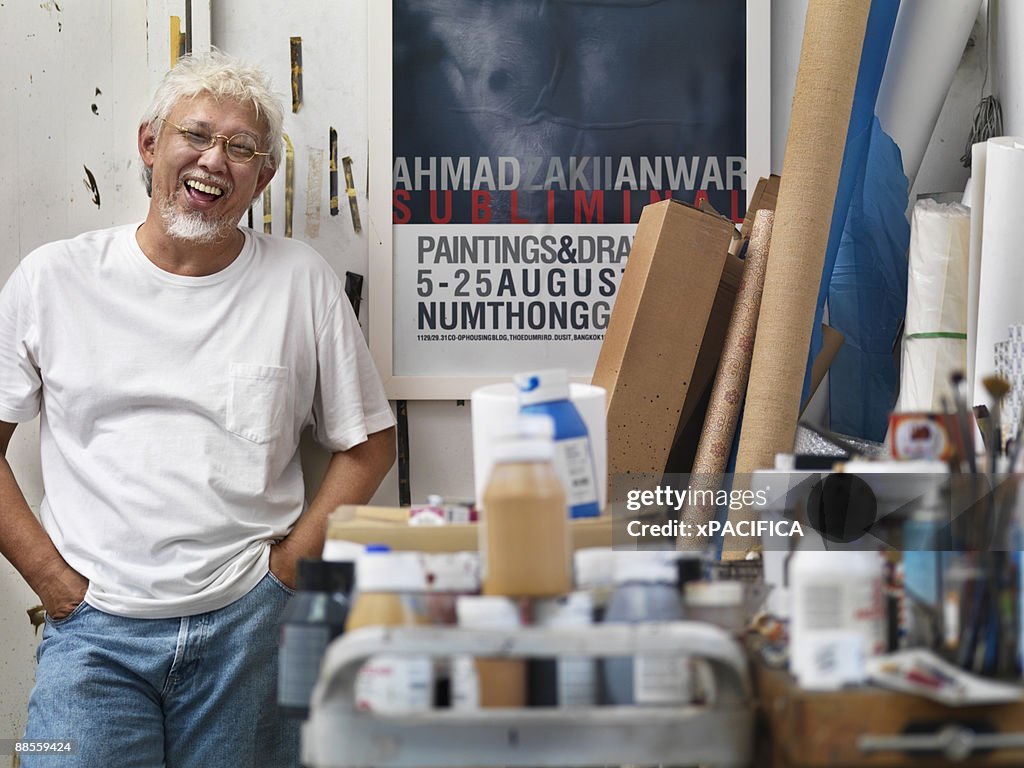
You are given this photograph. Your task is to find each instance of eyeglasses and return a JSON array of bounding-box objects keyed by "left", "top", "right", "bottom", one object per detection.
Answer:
[{"left": 159, "top": 118, "right": 271, "bottom": 164}]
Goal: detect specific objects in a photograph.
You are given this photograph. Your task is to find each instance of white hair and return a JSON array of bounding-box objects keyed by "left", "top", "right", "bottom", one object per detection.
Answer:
[{"left": 140, "top": 49, "right": 284, "bottom": 194}]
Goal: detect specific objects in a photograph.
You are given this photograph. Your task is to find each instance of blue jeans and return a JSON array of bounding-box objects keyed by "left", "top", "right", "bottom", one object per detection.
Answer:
[{"left": 23, "top": 571, "right": 300, "bottom": 767}]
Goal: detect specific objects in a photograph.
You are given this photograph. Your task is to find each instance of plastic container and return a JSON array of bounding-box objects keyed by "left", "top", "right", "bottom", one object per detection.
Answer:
[
  {"left": 574, "top": 547, "right": 616, "bottom": 621},
  {"left": 277, "top": 559, "right": 354, "bottom": 717},
  {"left": 420, "top": 551, "right": 480, "bottom": 626},
  {"left": 419, "top": 551, "right": 481, "bottom": 708},
  {"left": 788, "top": 548, "right": 884, "bottom": 690},
  {"left": 529, "top": 591, "right": 597, "bottom": 707},
  {"left": 684, "top": 581, "right": 746, "bottom": 633},
  {"left": 515, "top": 369, "right": 601, "bottom": 518},
  {"left": 480, "top": 416, "right": 571, "bottom": 597},
  {"left": 451, "top": 596, "right": 525, "bottom": 709},
  {"left": 347, "top": 546, "right": 433, "bottom": 713},
  {"left": 601, "top": 551, "right": 689, "bottom": 705}
]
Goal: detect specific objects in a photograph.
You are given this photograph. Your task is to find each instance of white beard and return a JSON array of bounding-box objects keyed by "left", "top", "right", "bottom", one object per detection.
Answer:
[{"left": 158, "top": 191, "right": 238, "bottom": 244}]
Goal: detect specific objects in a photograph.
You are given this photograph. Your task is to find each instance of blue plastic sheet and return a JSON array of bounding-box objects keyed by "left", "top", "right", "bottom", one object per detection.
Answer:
[
  {"left": 803, "top": 0, "right": 903, "bottom": 440},
  {"left": 827, "top": 120, "right": 910, "bottom": 440}
]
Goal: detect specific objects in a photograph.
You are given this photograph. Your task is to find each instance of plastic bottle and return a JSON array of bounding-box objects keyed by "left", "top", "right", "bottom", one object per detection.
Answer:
[
  {"left": 574, "top": 547, "right": 616, "bottom": 621},
  {"left": 347, "top": 545, "right": 433, "bottom": 713},
  {"left": 480, "top": 416, "right": 572, "bottom": 597},
  {"left": 902, "top": 484, "right": 952, "bottom": 648},
  {"left": 902, "top": 485, "right": 949, "bottom": 604},
  {"left": 601, "top": 551, "right": 689, "bottom": 705},
  {"left": 451, "top": 596, "right": 526, "bottom": 709},
  {"left": 514, "top": 369, "right": 601, "bottom": 518},
  {"left": 529, "top": 591, "right": 597, "bottom": 707},
  {"left": 277, "top": 559, "right": 354, "bottom": 717},
  {"left": 419, "top": 552, "right": 481, "bottom": 707},
  {"left": 788, "top": 548, "right": 884, "bottom": 689},
  {"left": 685, "top": 580, "right": 746, "bottom": 633}
]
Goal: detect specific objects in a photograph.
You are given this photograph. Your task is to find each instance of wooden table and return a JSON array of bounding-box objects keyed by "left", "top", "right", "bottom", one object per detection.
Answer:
[{"left": 755, "top": 663, "right": 1024, "bottom": 767}]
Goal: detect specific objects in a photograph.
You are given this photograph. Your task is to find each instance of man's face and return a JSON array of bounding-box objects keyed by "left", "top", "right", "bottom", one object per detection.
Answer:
[{"left": 139, "top": 93, "right": 275, "bottom": 244}]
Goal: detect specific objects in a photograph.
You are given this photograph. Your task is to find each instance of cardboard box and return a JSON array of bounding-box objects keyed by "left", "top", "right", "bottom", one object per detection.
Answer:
[
  {"left": 326, "top": 505, "right": 613, "bottom": 553},
  {"left": 668, "top": 176, "right": 784, "bottom": 472},
  {"left": 592, "top": 199, "right": 737, "bottom": 475}
]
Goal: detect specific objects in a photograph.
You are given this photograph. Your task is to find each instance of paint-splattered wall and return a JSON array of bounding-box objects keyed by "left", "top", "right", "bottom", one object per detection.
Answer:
[
  {"left": 0, "top": 0, "right": 393, "bottom": 743},
  {"left": 0, "top": 0, "right": 152, "bottom": 743}
]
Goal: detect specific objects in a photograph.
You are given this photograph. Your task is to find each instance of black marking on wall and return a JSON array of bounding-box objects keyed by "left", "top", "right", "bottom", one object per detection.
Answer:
[
  {"left": 329, "top": 127, "right": 339, "bottom": 216},
  {"left": 83, "top": 165, "right": 101, "bottom": 208},
  {"left": 344, "top": 271, "right": 364, "bottom": 320},
  {"left": 397, "top": 400, "right": 411, "bottom": 507}
]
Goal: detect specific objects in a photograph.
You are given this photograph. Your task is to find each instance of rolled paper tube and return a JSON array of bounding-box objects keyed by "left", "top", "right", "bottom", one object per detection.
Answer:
[
  {"left": 727, "top": 0, "right": 871, "bottom": 556},
  {"left": 896, "top": 199, "right": 970, "bottom": 412},
  {"left": 874, "top": 0, "right": 984, "bottom": 188},
  {"left": 679, "top": 209, "right": 774, "bottom": 551},
  {"left": 967, "top": 140, "right": 987, "bottom": 400},
  {"left": 997, "top": 0, "right": 1024, "bottom": 135},
  {"left": 973, "top": 138, "right": 1024, "bottom": 410}
]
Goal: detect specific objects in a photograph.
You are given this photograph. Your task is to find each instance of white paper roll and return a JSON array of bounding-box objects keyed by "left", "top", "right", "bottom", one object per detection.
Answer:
[
  {"left": 973, "top": 137, "right": 1024, "bottom": 409},
  {"left": 967, "top": 141, "right": 987, "bottom": 401},
  {"left": 995, "top": 0, "right": 1024, "bottom": 136},
  {"left": 897, "top": 199, "right": 970, "bottom": 412},
  {"left": 875, "top": 0, "right": 983, "bottom": 186},
  {"left": 470, "top": 383, "right": 607, "bottom": 512}
]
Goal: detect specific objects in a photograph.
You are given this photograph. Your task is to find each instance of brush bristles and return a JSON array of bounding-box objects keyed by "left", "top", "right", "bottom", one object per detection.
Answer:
[{"left": 983, "top": 374, "right": 1011, "bottom": 401}]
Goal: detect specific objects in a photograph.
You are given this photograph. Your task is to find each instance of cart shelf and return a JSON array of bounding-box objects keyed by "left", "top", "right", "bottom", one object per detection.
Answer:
[{"left": 302, "top": 621, "right": 755, "bottom": 768}]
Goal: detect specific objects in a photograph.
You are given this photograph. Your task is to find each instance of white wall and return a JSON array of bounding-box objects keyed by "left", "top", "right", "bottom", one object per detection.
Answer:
[
  {"left": 0, "top": 0, "right": 984, "bottom": 740},
  {"left": 0, "top": 0, "right": 151, "bottom": 738}
]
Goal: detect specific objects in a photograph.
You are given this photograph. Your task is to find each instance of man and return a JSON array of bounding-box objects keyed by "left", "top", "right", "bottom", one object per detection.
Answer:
[{"left": 0, "top": 50, "right": 396, "bottom": 767}]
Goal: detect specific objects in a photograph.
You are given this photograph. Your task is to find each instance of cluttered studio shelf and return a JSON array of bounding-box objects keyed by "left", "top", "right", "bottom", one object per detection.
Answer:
[{"left": 285, "top": 2, "right": 1024, "bottom": 766}]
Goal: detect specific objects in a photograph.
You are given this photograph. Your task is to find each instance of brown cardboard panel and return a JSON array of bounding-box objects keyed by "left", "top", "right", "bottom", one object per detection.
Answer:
[
  {"left": 592, "top": 199, "right": 736, "bottom": 475},
  {"left": 740, "top": 175, "right": 781, "bottom": 241},
  {"left": 801, "top": 323, "right": 845, "bottom": 414},
  {"left": 327, "top": 506, "right": 613, "bottom": 553}
]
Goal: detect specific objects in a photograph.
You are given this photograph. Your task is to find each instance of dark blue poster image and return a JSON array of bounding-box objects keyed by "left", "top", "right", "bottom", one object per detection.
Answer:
[{"left": 393, "top": 0, "right": 747, "bottom": 227}]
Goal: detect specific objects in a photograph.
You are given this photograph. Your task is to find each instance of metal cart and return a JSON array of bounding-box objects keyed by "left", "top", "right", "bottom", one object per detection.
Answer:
[{"left": 302, "top": 622, "right": 755, "bottom": 767}]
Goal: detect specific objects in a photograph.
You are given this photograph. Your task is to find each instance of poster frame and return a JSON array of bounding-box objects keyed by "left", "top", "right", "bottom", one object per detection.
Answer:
[{"left": 368, "top": 0, "right": 771, "bottom": 400}]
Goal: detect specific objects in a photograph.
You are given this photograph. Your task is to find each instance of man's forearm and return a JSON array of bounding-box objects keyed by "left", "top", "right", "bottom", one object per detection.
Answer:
[
  {"left": 0, "top": 455, "right": 88, "bottom": 614},
  {"left": 271, "top": 426, "right": 397, "bottom": 585}
]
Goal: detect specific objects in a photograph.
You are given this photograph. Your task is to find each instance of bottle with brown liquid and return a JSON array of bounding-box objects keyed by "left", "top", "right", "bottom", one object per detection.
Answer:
[
  {"left": 451, "top": 595, "right": 526, "bottom": 709},
  {"left": 480, "top": 416, "right": 571, "bottom": 598},
  {"left": 346, "top": 545, "right": 433, "bottom": 713}
]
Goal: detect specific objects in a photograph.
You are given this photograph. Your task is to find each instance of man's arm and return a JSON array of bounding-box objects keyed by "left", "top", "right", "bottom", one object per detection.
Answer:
[
  {"left": 270, "top": 425, "right": 396, "bottom": 587},
  {"left": 0, "top": 420, "right": 88, "bottom": 618}
]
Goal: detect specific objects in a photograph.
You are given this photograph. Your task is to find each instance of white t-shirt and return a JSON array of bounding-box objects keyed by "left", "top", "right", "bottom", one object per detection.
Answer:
[{"left": 0, "top": 224, "right": 395, "bottom": 618}]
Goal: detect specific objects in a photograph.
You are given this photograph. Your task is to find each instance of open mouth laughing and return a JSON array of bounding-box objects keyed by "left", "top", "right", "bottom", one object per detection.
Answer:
[{"left": 182, "top": 176, "right": 230, "bottom": 203}]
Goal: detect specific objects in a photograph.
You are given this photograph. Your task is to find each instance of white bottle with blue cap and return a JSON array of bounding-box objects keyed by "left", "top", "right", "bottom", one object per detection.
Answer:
[{"left": 514, "top": 369, "right": 600, "bottom": 518}]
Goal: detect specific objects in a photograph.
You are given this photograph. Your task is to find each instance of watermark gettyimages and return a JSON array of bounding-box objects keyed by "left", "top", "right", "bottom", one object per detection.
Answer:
[{"left": 611, "top": 471, "right": 1020, "bottom": 551}]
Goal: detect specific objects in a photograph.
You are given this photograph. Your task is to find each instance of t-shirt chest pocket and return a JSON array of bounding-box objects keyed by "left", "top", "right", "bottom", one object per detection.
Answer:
[{"left": 226, "top": 363, "right": 290, "bottom": 443}]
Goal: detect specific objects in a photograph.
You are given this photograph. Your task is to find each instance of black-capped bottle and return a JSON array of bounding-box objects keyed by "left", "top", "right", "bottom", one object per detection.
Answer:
[{"left": 277, "top": 559, "right": 354, "bottom": 717}]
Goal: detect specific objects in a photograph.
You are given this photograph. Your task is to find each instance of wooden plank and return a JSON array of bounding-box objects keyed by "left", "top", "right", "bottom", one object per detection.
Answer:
[{"left": 757, "top": 664, "right": 1024, "bottom": 767}]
